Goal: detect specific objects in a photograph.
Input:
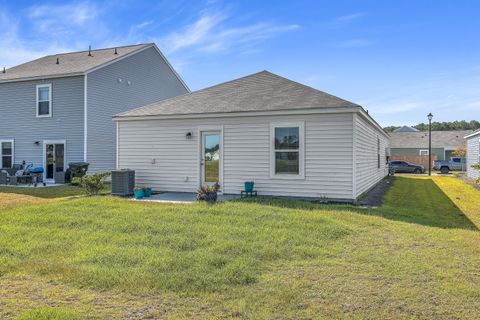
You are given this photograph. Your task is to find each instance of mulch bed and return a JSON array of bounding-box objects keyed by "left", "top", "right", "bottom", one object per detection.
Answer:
[{"left": 356, "top": 176, "right": 394, "bottom": 208}]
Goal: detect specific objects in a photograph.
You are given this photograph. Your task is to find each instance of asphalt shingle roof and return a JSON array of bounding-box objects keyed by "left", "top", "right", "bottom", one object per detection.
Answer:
[
  {"left": 390, "top": 130, "right": 472, "bottom": 148},
  {"left": 393, "top": 125, "right": 419, "bottom": 132},
  {"left": 0, "top": 43, "right": 152, "bottom": 82},
  {"left": 115, "top": 71, "right": 360, "bottom": 118}
]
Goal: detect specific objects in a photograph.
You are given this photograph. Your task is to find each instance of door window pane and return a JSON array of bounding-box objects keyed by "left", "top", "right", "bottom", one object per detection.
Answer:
[
  {"left": 204, "top": 134, "right": 220, "bottom": 183},
  {"left": 2, "top": 142, "right": 12, "bottom": 155},
  {"left": 46, "top": 144, "right": 54, "bottom": 179},
  {"left": 1, "top": 142, "right": 12, "bottom": 168},
  {"left": 275, "top": 152, "right": 299, "bottom": 174},
  {"left": 275, "top": 127, "right": 299, "bottom": 149},
  {"left": 55, "top": 144, "right": 64, "bottom": 172}
]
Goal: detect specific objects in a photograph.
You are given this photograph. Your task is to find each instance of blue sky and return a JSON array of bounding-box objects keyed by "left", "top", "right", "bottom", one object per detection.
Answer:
[{"left": 0, "top": 0, "right": 478, "bottom": 126}]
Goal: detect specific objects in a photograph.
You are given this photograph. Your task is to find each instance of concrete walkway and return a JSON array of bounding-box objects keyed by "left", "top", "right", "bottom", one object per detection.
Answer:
[{"left": 134, "top": 192, "right": 240, "bottom": 204}]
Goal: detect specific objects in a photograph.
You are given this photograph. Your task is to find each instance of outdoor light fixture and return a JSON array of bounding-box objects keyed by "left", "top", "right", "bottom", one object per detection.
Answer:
[
  {"left": 186, "top": 132, "right": 193, "bottom": 139},
  {"left": 427, "top": 113, "right": 433, "bottom": 176},
  {"left": 34, "top": 141, "right": 40, "bottom": 146}
]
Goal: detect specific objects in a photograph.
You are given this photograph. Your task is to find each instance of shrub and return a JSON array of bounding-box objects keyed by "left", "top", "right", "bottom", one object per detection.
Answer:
[
  {"left": 472, "top": 163, "right": 480, "bottom": 184},
  {"left": 196, "top": 183, "right": 220, "bottom": 201},
  {"left": 72, "top": 172, "right": 111, "bottom": 196}
]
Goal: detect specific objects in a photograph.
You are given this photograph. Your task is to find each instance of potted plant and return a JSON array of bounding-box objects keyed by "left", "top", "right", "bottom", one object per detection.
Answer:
[
  {"left": 143, "top": 187, "right": 152, "bottom": 197},
  {"left": 244, "top": 180, "right": 254, "bottom": 192},
  {"left": 134, "top": 187, "right": 144, "bottom": 199},
  {"left": 196, "top": 182, "right": 220, "bottom": 202}
]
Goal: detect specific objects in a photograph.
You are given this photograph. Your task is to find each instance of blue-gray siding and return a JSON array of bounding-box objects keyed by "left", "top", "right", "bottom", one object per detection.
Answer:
[
  {"left": 86, "top": 46, "right": 188, "bottom": 173},
  {"left": 0, "top": 76, "right": 84, "bottom": 168}
]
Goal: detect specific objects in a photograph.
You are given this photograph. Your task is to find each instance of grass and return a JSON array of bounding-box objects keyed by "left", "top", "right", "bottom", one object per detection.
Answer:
[
  {"left": 0, "top": 176, "right": 479, "bottom": 319},
  {"left": 0, "top": 184, "right": 110, "bottom": 199}
]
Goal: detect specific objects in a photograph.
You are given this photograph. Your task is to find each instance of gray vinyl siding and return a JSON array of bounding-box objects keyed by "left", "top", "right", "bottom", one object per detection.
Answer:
[
  {"left": 0, "top": 76, "right": 84, "bottom": 168},
  {"left": 466, "top": 135, "right": 480, "bottom": 179},
  {"left": 354, "top": 114, "right": 389, "bottom": 198},
  {"left": 117, "top": 113, "right": 355, "bottom": 200},
  {"left": 87, "top": 47, "right": 188, "bottom": 173}
]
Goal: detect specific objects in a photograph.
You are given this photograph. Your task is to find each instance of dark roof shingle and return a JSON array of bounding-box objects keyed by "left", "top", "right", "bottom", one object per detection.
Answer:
[
  {"left": 115, "top": 71, "right": 360, "bottom": 117},
  {"left": 390, "top": 130, "right": 472, "bottom": 148},
  {"left": 0, "top": 44, "right": 152, "bottom": 82}
]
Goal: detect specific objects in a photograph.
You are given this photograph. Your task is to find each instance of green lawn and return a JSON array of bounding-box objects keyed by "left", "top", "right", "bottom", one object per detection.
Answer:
[
  {"left": 0, "top": 176, "right": 479, "bottom": 319},
  {"left": 0, "top": 184, "right": 110, "bottom": 199}
]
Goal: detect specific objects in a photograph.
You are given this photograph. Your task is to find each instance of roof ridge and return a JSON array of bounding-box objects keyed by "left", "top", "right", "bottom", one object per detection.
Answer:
[
  {"left": 46, "top": 43, "right": 153, "bottom": 57},
  {"left": 264, "top": 71, "right": 360, "bottom": 107},
  {"left": 115, "top": 71, "right": 276, "bottom": 117}
]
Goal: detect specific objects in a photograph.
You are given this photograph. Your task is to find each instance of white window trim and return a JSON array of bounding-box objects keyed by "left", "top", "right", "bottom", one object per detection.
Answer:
[
  {"left": 36, "top": 84, "right": 52, "bottom": 118},
  {"left": 419, "top": 149, "right": 429, "bottom": 156},
  {"left": 270, "top": 121, "right": 305, "bottom": 179},
  {"left": 0, "top": 139, "right": 14, "bottom": 168}
]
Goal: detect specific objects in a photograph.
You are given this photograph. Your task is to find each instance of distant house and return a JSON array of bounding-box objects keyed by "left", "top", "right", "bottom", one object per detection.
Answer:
[
  {"left": 465, "top": 130, "right": 480, "bottom": 179},
  {"left": 0, "top": 43, "right": 189, "bottom": 182},
  {"left": 393, "top": 125, "right": 419, "bottom": 132},
  {"left": 114, "top": 71, "right": 390, "bottom": 202},
  {"left": 390, "top": 130, "right": 472, "bottom": 161}
]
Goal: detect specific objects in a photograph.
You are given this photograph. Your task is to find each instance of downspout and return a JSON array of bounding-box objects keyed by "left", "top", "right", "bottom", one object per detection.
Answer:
[
  {"left": 84, "top": 74, "right": 88, "bottom": 162},
  {"left": 352, "top": 112, "right": 358, "bottom": 202}
]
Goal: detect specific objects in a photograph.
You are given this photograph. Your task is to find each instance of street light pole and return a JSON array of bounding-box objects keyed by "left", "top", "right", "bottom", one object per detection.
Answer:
[{"left": 427, "top": 113, "right": 433, "bottom": 176}]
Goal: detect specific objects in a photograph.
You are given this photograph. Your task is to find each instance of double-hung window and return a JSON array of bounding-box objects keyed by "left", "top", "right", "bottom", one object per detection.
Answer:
[
  {"left": 419, "top": 150, "right": 429, "bottom": 156},
  {"left": 36, "top": 84, "right": 52, "bottom": 117},
  {"left": 270, "top": 122, "right": 304, "bottom": 178},
  {"left": 1, "top": 140, "right": 14, "bottom": 168}
]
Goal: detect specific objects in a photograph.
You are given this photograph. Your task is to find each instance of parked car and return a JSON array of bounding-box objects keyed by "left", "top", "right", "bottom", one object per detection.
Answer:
[
  {"left": 433, "top": 157, "right": 466, "bottom": 174},
  {"left": 389, "top": 161, "right": 425, "bottom": 174}
]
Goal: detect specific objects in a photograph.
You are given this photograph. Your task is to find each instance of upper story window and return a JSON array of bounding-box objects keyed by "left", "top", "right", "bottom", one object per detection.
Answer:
[
  {"left": 1, "top": 140, "right": 13, "bottom": 168},
  {"left": 36, "top": 84, "right": 52, "bottom": 117},
  {"left": 270, "top": 122, "right": 305, "bottom": 179}
]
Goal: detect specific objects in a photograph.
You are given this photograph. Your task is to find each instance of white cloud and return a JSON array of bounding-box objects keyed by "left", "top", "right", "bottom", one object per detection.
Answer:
[
  {"left": 28, "top": 2, "right": 99, "bottom": 32},
  {"left": 160, "top": 11, "right": 227, "bottom": 54},
  {"left": 159, "top": 9, "right": 299, "bottom": 54},
  {"left": 331, "top": 12, "right": 365, "bottom": 27},
  {"left": 337, "top": 38, "right": 371, "bottom": 48}
]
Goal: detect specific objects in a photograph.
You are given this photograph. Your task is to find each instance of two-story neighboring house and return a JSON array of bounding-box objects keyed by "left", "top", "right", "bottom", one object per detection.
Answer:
[{"left": 0, "top": 43, "right": 189, "bottom": 182}]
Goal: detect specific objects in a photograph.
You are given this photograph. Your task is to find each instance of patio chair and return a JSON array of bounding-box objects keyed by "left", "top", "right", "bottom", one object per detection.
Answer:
[{"left": 0, "top": 170, "right": 17, "bottom": 186}]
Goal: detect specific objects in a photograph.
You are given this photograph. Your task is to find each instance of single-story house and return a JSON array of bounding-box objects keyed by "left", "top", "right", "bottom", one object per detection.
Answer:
[
  {"left": 465, "top": 129, "right": 480, "bottom": 179},
  {"left": 390, "top": 130, "right": 472, "bottom": 161},
  {"left": 0, "top": 43, "right": 188, "bottom": 182},
  {"left": 114, "top": 71, "right": 389, "bottom": 202}
]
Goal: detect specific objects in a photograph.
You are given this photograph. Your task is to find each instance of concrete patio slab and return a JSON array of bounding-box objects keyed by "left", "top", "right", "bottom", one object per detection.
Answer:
[{"left": 133, "top": 192, "right": 240, "bottom": 204}]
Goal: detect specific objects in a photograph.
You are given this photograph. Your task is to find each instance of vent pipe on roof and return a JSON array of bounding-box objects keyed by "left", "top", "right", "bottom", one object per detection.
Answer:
[
  {"left": 88, "top": 45, "right": 92, "bottom": 57},
  {"left": 2, "top": 67, "right": 5, "bottom": 73},
  {"left": 56, "top": 57, "right": 60, "bottom": 64},
  {"left": 114, "top": 47, "right": 118, "bottom": 55}
]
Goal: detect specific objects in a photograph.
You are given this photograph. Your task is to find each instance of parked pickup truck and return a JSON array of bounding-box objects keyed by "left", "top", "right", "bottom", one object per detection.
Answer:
[{"left": 433, "top": 157, "right": 466, "bottom": 174}]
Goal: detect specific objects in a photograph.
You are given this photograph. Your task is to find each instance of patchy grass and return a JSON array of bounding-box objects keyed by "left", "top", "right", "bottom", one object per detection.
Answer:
[
  {"left": 0, "top": 184, "right": 110, "bottom": 199},
  {"left": 14, "top": 307, "right": 81, "bottom": 320},
  {"left": 0, "top": 177, "right": 479, "bottom": 319}
]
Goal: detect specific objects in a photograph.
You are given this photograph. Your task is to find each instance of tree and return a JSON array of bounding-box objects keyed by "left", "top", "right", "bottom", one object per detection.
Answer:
[
  {"left": 452, "top": 146, "right": 467, "bottom": 157},
  {"left": 384, "top": 120, "right": 480, "bottom": 132}
]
